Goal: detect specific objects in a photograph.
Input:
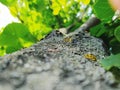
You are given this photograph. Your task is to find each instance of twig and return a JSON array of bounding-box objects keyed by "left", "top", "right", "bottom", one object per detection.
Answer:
[
  {"left": 75, "top": 15, "right": 100, "bottom": 32},
  {"left": 59, "top": 16, "right": 100, "bottom": 36}
]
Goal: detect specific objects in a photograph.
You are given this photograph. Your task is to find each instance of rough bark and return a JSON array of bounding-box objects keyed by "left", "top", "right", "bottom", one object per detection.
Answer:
[{"left": 0, "top": 17, "right": 119, "bottom": 90}]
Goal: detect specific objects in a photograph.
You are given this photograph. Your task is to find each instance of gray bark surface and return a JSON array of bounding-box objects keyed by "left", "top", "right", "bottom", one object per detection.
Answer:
[{"left": 0, "top": 17, "right": 120, "bottom": 90}]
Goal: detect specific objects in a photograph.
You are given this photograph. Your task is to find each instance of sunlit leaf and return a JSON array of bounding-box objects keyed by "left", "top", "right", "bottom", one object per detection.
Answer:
[
  {"left": 0, "top": 0, "right": 16, "bottom": 6},
  {"left": 80, "top": 0, "right": 90, "bottom": 5},
  {"left": 53, "top": 7, "right": 61, "bottom": 15},
  {"left": 9, "top": 6, "right": 18, "bottom": 17},
  {"left": 51, "top": 0, "right": 61, "bottom": 15},
  {"left": 0, "top": 46, "right": 6, "bottom": 56},
  {"left": 0, "top": 23, "right": 37, "bottom": 53}
]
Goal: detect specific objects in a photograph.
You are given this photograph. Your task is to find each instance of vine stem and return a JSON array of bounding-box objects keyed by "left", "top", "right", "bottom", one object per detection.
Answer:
[{"left": 75, "top": 15, "right": 100, "bottom": 32}]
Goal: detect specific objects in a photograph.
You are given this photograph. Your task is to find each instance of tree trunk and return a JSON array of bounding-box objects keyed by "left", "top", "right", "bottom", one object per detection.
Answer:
[{"left": 0, "top": 17, "right": 119, "bottom": 90}]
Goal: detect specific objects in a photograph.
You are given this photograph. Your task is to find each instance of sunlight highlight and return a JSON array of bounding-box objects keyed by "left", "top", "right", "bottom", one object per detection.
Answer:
[{"left": 0, "top": 3, "right": 19, "bottom": 28}]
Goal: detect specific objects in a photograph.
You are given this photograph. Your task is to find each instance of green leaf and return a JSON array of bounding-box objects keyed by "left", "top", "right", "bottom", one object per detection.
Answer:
[
  {"left": 93, "top": 0, "right": 114, "bottom": 21},
  {"left": 0, "top": 46, "right": 6, "bottom": 56},
  {"left": 100, "top": 53, "right": 120, "bottom": 70},
  {"left": 6, "top": 46, "right": 21, "bottom": 53},
  {"left": 0, "top": 0, "right": 8, "bottom": 5},
  {"left": 0, "top": 0, "right": 16, "bottom": 6},
  {"left": 90, "top": 23, "right": 106, "bottom": 37},
  {"left": 114, "top": 26, "right": 120, "bottom": 42},
  {"left": 81, "top": 0, "right": 90, "bottom": 5},
  {"left": 0, "top": 23, "right": 37, "bottom": 53}
]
